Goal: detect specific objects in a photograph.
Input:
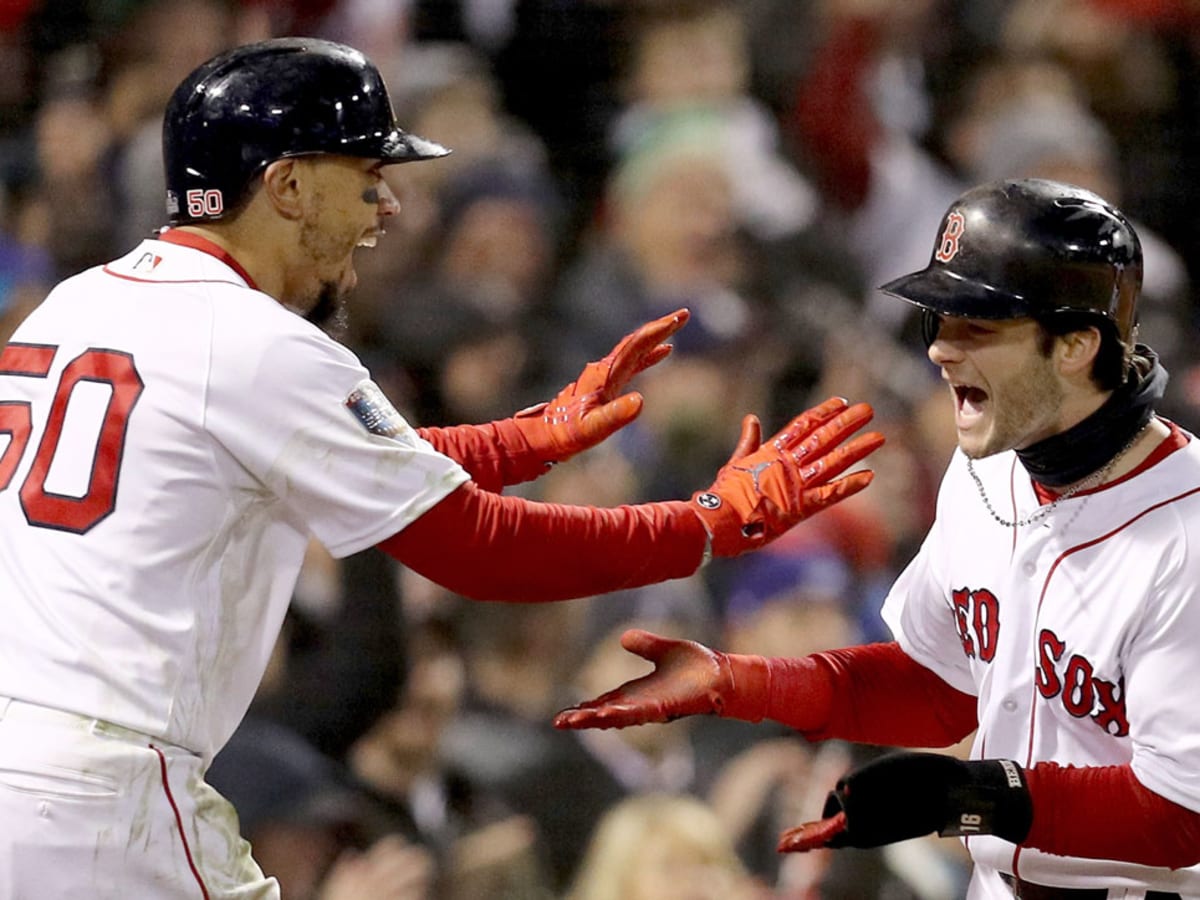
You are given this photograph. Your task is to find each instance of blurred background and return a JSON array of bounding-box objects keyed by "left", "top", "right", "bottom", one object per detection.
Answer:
[{"left": 3, "top": 0, "right": 1199, "bottom": 897}]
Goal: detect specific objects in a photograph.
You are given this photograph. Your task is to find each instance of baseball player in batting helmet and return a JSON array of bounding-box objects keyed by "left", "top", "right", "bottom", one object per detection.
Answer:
[
  {"left": 0, "top": 37, "right": 883, "bottom": 897},
  {"left": 556, "top": 178, "right": 1200, "bottom": 899}
]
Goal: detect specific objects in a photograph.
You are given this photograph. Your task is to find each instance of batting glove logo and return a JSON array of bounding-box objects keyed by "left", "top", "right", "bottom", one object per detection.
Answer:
[{"left": 695, "top": 492, "right": 722, "bottom": 510}]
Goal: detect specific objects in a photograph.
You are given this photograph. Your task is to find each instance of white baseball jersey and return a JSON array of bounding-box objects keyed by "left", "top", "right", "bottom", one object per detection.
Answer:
[
  {"left": 0, "top": 232, "right": 469, "bottom": 760},
  {"left": 882, "top": 425, "right": 1200, "bottom": 897}
]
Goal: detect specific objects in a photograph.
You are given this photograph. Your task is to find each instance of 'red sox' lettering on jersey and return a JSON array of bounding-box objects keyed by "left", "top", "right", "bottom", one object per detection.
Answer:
[
  {"left": 1036, "top": 628, "right": 1130, "bottom": 737},
  {"left": 951, "top": 587, "right": 1000, "bottom": 662}
]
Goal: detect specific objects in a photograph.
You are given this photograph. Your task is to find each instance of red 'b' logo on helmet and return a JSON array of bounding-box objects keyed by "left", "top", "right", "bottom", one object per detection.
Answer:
[{"left": 935, "top": 211, "right": 966, "bottom": 263}]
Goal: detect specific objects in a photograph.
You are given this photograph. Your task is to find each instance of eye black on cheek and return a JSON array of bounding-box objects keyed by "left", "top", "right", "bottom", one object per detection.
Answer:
[{"left": 361, "top": 187, "right": 380, "bottom": 204}]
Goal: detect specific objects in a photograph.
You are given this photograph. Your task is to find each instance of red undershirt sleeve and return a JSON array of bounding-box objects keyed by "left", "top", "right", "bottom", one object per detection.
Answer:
[
  {"left": 717, "top": 643, "right": 1200, "bottom": 868},
  {"left": 417, "top": 420, "right": 546, "bottom": 493},
  {"left": 1022, "top": 762, "right": 1200, "bottom": 868},
  {"left": 732, "top": 642, "right": 978, "bottom": 747},
  {"left": 377, "top": 481, "right": 707, "bottom": 602}
]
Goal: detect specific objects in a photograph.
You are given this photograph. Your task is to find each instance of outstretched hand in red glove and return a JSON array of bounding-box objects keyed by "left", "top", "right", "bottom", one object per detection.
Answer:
[
  {"left": 418, "top": 309, "right": 689, "bottom": 489},
  {"left": 691, "top": 398, "right": 885, "bottom": 557},
  {"left": 552, "top": 629, "right": 775, "bottom": 730},
  {"left": 511, "top": 308, "right": 689, "bottom": 468}
]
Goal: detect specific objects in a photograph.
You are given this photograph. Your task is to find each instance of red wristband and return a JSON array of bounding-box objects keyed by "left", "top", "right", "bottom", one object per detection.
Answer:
[{"left": 719, "top": 653, "right": 773, "bottom": 723}]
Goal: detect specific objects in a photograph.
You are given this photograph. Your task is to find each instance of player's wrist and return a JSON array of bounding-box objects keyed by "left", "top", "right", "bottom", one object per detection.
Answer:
[
  {"left": 690, "top": 488, "right": 765, "bottom": 558},
  {"left": 494, "top": 414, "right": 556, "bottom": 482},
  {"left": 941, "top": 758, "right": 1032, "bottom": 844},
  {"left": 715, "top": 652, "right": 773, "bottom": 722}
]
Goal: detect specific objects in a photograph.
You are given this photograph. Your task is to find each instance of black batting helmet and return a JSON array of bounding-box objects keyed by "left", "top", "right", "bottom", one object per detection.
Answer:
[
  {"left": 881, "top": 178, "right": 1142, "bottom": 347},
  {"left": 162, "top": 37, "right": 449, "bottom": 224}
]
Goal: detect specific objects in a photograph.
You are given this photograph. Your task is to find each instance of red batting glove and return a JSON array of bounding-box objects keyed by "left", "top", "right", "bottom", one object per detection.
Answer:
[
  {"left": 552, "top": 629, "right": 773, "bottom": 730},
  {"left": 776, "top": 812, "right": 848, "bottom": 853},
  {"left": 692, "top": 398, "right": 885, "bottom": 557},
  {"left": 510, "top": 309, "right": 689, "bottom": 469}
]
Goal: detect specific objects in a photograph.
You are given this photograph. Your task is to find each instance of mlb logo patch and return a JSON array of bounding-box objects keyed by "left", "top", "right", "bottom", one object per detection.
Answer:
[
  {"left": 345, "top": 380, "right": 414, "bottom": 445},
  {"left": 133, "top": 252, "right": 163, "bottom": 272}
]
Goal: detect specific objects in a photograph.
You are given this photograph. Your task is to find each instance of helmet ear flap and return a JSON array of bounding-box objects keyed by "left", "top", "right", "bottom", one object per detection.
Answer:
[{"left": 921, "top": 309, "right": 942, "bottom": 348}]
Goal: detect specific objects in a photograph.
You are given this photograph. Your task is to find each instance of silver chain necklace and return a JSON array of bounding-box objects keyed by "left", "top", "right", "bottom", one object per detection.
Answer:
[{"left": 966, "top": 422, "right": 1150, "bottom": 528}]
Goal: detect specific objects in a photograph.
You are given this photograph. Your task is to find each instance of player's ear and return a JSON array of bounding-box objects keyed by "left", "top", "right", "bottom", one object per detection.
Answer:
[
  {"left": 261, "top": 158, "right": 305, "bottom": 221},
  {"left": 1056, "top": 326, "right": 1103, "bottom": 377}
]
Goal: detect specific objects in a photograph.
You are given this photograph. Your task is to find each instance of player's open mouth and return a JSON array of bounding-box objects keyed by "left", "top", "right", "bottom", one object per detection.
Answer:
[
  {"left": 357, "top": 225, "right": 386, "bottom": 249},
  {"left": 953, "top": 383, "right": 988, "bottom": 424}
]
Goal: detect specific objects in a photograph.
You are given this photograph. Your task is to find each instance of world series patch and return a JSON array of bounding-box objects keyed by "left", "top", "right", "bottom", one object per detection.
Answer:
[{"left": 345, "top": 379, "right": 415, "bottom": 446}]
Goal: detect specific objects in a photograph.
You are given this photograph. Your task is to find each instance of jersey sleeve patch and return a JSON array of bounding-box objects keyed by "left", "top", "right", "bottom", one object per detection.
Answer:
[{"left": 344, "top": 379, "right": 415, "bottom": 446}]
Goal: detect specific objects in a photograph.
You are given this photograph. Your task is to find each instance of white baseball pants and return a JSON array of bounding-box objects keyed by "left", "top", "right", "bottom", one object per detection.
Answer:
[{"left": 0, "top": 696, "right": 278, "bottom": 899}]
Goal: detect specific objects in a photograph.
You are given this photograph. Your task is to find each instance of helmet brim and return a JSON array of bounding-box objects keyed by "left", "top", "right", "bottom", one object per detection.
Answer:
[
  {"left": 879, "top": 266, "right": 1040, "bottom": 321},
  {"left": 380, "top": 129, "right": 451, "bottom": 163}
]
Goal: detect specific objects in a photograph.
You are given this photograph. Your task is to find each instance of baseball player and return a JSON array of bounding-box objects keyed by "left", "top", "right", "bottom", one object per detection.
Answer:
[
  {"left": 0, "top": 38, "right": 885, "bottom": 899},
  {"left": 555, "top": 179, "right": 1200, "bottom": 899}
]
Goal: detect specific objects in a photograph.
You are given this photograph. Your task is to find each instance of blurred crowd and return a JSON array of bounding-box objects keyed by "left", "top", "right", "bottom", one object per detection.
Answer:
[{"left": 4, "top": 0, "right": 1200, "bottom": 898}]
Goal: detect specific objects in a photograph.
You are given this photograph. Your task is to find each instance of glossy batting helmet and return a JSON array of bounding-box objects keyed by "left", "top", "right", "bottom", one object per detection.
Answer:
[
  {"left": 162, "top": 37, "right": 449, "bottom": 224},
  {"left": 881, "top": 178, "right": 1142, "bottom": 347}
]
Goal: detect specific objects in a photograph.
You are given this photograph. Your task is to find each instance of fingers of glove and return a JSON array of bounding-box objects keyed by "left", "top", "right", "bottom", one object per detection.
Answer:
[
  {"left": 778, "top": 402, "right": 876, "bottom": 459},
  {"left": 626, "top": 342, "right": 674, "bottom": 380},
  {"left": 596, "top": 308, "right": 690, "bottom": 391},
  {"left": 573, "top": 392, "right": 644, "bottom": 444},
  {"left": 570, "top": 333, "right": 673, "bottom": 402},
  {"left": 552, "top": 689, "right": 668, "bottom": 729},
  {"left": 596, "top": 336, "right": 670, "bottom": 394},
  {"left": 801, "top": 471, "right": 876, "bottom": 514},
  {"left": 619, "top": 628, "right": 683, "bottom": 663},
  {"left": 727, "top": 414, "right": 763, "bottom": 462},
  {"left": 627, "top": 307, "right": 690, "bottom": 353},
  {"left": 555, "top": 676, "right": 717, "bottom": 727},
  {"left": 767, "top": 397, "right": 852, "bottom": 448},
  {"left": 794, "top": 430, "right": 885, "bottom": 486},
  {"left": 776, "top": 811, "right": 848, "bottom": 853},
  {"left": 551, "top": 678, "right": 663, "bottom": 723}
]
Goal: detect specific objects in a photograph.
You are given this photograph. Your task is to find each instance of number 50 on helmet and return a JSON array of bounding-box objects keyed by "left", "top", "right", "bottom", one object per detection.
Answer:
[{"left": 162, "top": 37, "right": 449, "bottom": 224}]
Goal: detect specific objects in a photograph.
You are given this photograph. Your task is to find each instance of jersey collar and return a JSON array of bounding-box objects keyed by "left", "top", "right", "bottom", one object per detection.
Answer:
[
  {"left": 156, "top": 228, "right": 259, "bottom": 291},
  {"left": 1032, "top": 418, "right": 1187, "bottom": 504}
]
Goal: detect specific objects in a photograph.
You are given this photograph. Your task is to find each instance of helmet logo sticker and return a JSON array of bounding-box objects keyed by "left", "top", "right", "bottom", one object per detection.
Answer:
[{"left": 935, "top": 211, "right": 966, "bottom": 263}]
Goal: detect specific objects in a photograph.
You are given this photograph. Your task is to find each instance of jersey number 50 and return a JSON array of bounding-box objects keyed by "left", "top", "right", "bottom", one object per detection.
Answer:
[{"left": 0, "top": 343, "right": 143, "bottom": 533}]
